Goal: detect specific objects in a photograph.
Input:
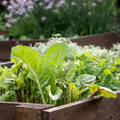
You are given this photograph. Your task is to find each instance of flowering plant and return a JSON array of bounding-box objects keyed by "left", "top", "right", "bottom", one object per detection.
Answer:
[
  {"left": 4, "top": 0, "right": 117, "bottom": 39},
  {"left": 0, "top": 0, "right": 8, "bottom": 31}
]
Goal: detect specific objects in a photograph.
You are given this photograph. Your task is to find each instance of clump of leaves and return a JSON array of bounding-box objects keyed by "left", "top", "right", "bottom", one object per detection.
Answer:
[
  {"left": 0, "top": 36, "right": 120, "bottom": 105},
  {"left": 0, "top": 14, "right": 6, "bottom": 31},
  {"left": 0, "top": 35, "right": 9, "bottom": 41},
  {"left": 32, "top": 34, "right": 79, "bottom": 55},
  {"left": 89, "top": 84, "right": 117, "bottom": 98}
]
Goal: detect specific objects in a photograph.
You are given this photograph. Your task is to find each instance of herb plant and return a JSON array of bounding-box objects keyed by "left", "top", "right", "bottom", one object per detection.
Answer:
[
  {"left": 0, "top": 14, "right": 6, "bottom": 31},
  {"left": 4, "top": 0, "right": 117, "bottom": 39},
  {"left": 0, "top": 1, "right": 8, "bottom": 31}
]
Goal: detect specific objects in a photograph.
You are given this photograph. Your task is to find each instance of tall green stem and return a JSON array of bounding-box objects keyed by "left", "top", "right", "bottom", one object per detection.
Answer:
[{"left": 37, "top": 81, "right": 46, "bottom": 104}]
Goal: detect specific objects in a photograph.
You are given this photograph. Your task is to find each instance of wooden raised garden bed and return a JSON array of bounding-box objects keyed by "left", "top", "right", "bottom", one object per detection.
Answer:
[
  {"left": 0, "top": 32, "right": 120, "bottom": 62},
  {"left": 1, "top": 32, "right": 120, "bottom": 120},
  {"left": 0, "top": 91, "right": 119, "bottom": 120}
]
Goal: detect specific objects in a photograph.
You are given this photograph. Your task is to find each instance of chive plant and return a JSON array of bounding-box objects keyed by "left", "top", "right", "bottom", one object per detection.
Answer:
[{"left": 3, "top": 0, "right": 117, "bottom": 39}]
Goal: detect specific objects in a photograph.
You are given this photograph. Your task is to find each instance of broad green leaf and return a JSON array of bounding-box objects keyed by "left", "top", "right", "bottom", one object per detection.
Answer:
[
  {"left": 88, "top": 84, "right": 117, "bottom": 98},
  {"left": 11, "top": 54, "right": 22, "bottom": 65},
  {"left": 66, "top": 82, "right": 86, "bottom": 103},
  {"left": 100, "top": 86, "right": 117, "bottom": 98},
  {"left": 76, "top": 74, "right": 96, "bottom": 89},
  {"left": 12, "top": 45, "right": 45, "bottom": 103},
  {"left": 11, "top": 61, "right": 24, "bottom": 75},
  {"left": 46, "top": 85, "right": 63, "bottom": 101},
  {"left": 44, "top": 42, "right": 70, "bottom": 70},
  {"left": 11, "top": 43, "right": 70, "bottom": 104},
  {"left": 88, "top": 84, "right": 100, "bottom": 94},
  {"left": 57, "top": 60, "right": 77, "bottom": 82}
]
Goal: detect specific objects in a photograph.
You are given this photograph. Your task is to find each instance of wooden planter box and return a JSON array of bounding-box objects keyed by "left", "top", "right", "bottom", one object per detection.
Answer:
[
  {"left": 1, "top": 62, "right": 120, "bottom": 120},
  {"left": 0, "top": 32, "right": 120, "bottom": 62},
  {"left": 1, "top": 33, "right": 120, "bottom": 120},
  {"left": 0, "top": 91, "right": 119, "bottom": 120}
]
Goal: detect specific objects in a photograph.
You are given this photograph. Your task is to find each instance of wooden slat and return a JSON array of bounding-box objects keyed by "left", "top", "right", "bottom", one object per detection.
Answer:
[
  {"left": 43, "top": 91, "right": 120, "bottom": 120},
  {"left": 16, "top": 104, "right": 54, "bottom": 120},
  {"left": 0, "top": 102, "right": 54, "bottom": 120},
  {"left": 71, "top": 32, "right": 120, "bottom": 49},
  {"left": 0, "top": 102, "right": 21, "bottom": 120},
  {"left": 0, "top": 40, "right": 47, "bottom": 61}
]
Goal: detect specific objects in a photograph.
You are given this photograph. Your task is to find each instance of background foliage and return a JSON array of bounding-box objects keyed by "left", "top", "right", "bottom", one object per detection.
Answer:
[{"left": 3, "top": 0, "right": 117, "bottom": 39}]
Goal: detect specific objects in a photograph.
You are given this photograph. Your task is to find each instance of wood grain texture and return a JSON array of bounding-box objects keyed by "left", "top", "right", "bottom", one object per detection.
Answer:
[
  {"left": 43, "top": 91, "right": 120, "bottom": 120},
  {"left": 16, "top": 103, "right": 54, "bottom": 120},
  {"left": 0, "top": 102, "right": 54, "bottom": 120},
  {"left": 71, "top": 32, "right": 120, "bottom": 49},
  {"left": 0, "top": 102, "right": 21, "bottom": 120},
  {"left": 0, "top": 92, "right": 119, "bottom": 120},
  {"left": 0, "top": 40, "right": 46, "bottom": 61}
]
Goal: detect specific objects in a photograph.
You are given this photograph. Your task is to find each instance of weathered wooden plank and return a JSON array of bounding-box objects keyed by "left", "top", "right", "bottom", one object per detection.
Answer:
[
  {"left": 0, "top": 102, "right": 54, "bottom": 120},
  {"left": 16, "top": 103, "right": 54, "bottom": 120},
  {"left": 71, "top": 32, "right": 120, "bottom": 49},
  {"left": 0, "top": 39, "right": 47, "bottom": 61},
  {"left": 43, "top": 91, "right": 120, "bottom": 120},
  {"left": 0, "top": 102, "right": 21, "bottom": 120}
]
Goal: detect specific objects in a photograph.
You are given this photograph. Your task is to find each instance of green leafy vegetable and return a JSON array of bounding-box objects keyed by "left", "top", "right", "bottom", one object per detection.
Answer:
[
  {"left": 0, "top": 37, "right": 120, "bottom": 105},
  {"left": 89, "top": 84, "right": 117, "bottom": 98},
  {"left": 11, "top": 42, "right": 70, "bottom": 104},
  {"left": 76, "top": 74, "right": 96, "bottom": 89}
]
